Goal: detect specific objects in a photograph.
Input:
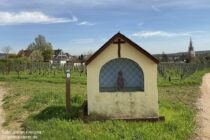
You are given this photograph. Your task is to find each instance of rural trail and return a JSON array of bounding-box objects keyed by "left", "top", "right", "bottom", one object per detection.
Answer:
[
  {"left": 0, "top": 83, "right": 6, "bottom": 134},
  {"left": 197, "top": 73, "right": 210, "bottom": 139}
]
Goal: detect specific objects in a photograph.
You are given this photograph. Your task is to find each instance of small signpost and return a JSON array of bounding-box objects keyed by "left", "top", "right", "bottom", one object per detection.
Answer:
[{"left": 66, "top": 70, "right": 71, "bottom": 112}]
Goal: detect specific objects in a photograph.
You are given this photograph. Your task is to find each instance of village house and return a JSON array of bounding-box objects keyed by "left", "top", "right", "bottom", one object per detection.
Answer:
[
  {"left": 51, "top": 49, "right": 70, "bottom": 66},
  {"left": 17, "top": 49, "right": 32, "bottom": 58}
]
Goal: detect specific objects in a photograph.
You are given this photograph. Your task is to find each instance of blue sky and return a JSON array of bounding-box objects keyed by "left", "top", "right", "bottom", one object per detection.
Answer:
[{"left": 0, "top": 0, "right": 209, "bottom": 55}]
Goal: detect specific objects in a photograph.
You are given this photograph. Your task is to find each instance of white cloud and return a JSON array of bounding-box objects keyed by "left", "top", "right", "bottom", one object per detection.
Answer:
[
  {"left": 40, "top": 0, "right": 130, "bottom": 7},
  {"left": 24, "top": 0, "right": 210, "bottom": 9},
  {"left": 70, "top": 38, "right": 96, "bottom": 44},
  {"left": 77, "top": 21, "right": 96, "bottom": 26},
  {"left": 155, "top": 0, "right": 210, "bottom": 9},
  {"left": 1, "top": 0, "right": 210, "bottom": 11},
  {"left": 151, "top": 5, "right": 161, "bottom": 12},
  {"left": 137, "top": 22, "right": 144, "bottom": 26},
  {"left": 0, "top": 11, "right": 78, "bottom": 25},
  {"left": 132, "top": 31, "right": 192, "bottom": 38}
]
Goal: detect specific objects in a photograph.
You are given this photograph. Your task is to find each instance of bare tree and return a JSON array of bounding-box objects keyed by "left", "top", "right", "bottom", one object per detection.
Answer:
[{"left": 1, "top": 46, "right": 12, "bottom": 59}]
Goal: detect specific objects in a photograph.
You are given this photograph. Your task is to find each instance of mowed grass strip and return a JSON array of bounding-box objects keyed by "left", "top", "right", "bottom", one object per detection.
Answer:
[{"left": 0, "top": 69, "right": 208, "bottom": 139}]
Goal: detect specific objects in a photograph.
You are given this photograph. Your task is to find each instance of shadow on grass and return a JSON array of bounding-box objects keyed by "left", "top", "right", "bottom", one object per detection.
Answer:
[{"left": 33, "top": 104, "right": 80, "bottom": 121}]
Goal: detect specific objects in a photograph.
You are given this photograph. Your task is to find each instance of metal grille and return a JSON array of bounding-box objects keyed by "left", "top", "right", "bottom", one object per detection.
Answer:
[{"left": 99, "top": 58, "right": 144, "bottom": 92}]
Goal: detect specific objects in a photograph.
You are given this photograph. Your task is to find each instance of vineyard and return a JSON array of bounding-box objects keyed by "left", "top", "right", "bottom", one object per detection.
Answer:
[
  {"left": 0, "top": 59, "right": 86, "bottom": 77},
  {"left": 0, "top": 59, "right": 209, "bottom": 81},
  {"left": 158, "top": 63, "right": 210, "bottom": 81}
]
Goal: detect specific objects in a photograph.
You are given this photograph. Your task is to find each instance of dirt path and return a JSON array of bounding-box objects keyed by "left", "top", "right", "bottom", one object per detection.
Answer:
[
  {"left": 0, "top": 83, "right": 6, "bottom": 130},
  {"left": 0, "top": 83, "right": 6, "bottom": 139},
  {"left": 197, "top": 73, "right": 210, "bottom": 139}
]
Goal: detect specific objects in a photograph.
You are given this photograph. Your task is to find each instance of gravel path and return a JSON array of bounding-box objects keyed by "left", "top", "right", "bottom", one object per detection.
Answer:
[
  {"left": 0, "top": 83, "right": 6, "bottom": 140},
  {"left": 0, "top": 84, "right": 6, "bottom": 130},
  {"left": 197, "top": 73, "right": 210, "bottom": 139}
]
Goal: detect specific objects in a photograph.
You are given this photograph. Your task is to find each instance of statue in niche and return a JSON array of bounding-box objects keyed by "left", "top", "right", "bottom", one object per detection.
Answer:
[{"left": 117, "top": 70, "right": 125, "bottom": 91}]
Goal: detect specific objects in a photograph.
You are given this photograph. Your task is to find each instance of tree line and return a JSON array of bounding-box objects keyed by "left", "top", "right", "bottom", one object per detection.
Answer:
[{"left": 1, "top": 35, "right": 53, "bottom": 62}]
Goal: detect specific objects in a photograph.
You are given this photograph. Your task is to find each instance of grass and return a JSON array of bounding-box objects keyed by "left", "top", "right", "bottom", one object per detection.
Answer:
[{"left": 0, "top": 68, "right": 209, "bottom": 139}]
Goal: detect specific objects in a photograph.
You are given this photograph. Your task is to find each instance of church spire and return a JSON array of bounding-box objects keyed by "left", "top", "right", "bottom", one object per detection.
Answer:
[
  {"left": 188, "top": 37, "right": 195, "bottom": 62},
  {"left": 189, "top": 37, "right": 194, "bottom": 51}
]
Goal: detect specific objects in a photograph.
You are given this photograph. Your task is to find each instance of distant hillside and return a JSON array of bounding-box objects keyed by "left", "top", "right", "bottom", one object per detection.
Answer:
[
  {"left": 194, "top": 50, "right": 210, "bottom": 55},
  {"left": 153, "top": 50, "right": 210, "bottom": 57}
]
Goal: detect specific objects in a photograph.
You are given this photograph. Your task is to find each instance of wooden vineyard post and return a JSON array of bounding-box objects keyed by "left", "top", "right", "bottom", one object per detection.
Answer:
[{"left": 66, "top": 70, "right": 71, "bottom": 112}]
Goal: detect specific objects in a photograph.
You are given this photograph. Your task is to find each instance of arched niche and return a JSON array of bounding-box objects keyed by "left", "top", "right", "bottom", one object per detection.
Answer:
[{"left": 99, "top": 58, "right": 144, "bottom": 92}]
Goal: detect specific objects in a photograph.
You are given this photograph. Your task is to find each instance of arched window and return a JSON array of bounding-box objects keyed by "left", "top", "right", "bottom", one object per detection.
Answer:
[{"left": 99, "top": 58, "right": 144, "bottom": 92}]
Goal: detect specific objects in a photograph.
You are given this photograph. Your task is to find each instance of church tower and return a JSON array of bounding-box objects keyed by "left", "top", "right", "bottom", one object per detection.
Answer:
[{"left": 188, "top": 37, "right": 195, "bottom": 61}]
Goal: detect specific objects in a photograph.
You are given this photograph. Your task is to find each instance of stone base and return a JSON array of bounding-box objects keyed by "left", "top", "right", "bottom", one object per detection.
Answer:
[{"left": 79, "top": 100, "right": 165, "bottom": 122}]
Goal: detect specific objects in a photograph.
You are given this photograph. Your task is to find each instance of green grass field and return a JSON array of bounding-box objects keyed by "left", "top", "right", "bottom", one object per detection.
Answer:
[{"left": 0, "top": 68, "right": 209, "bottom": 140}]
